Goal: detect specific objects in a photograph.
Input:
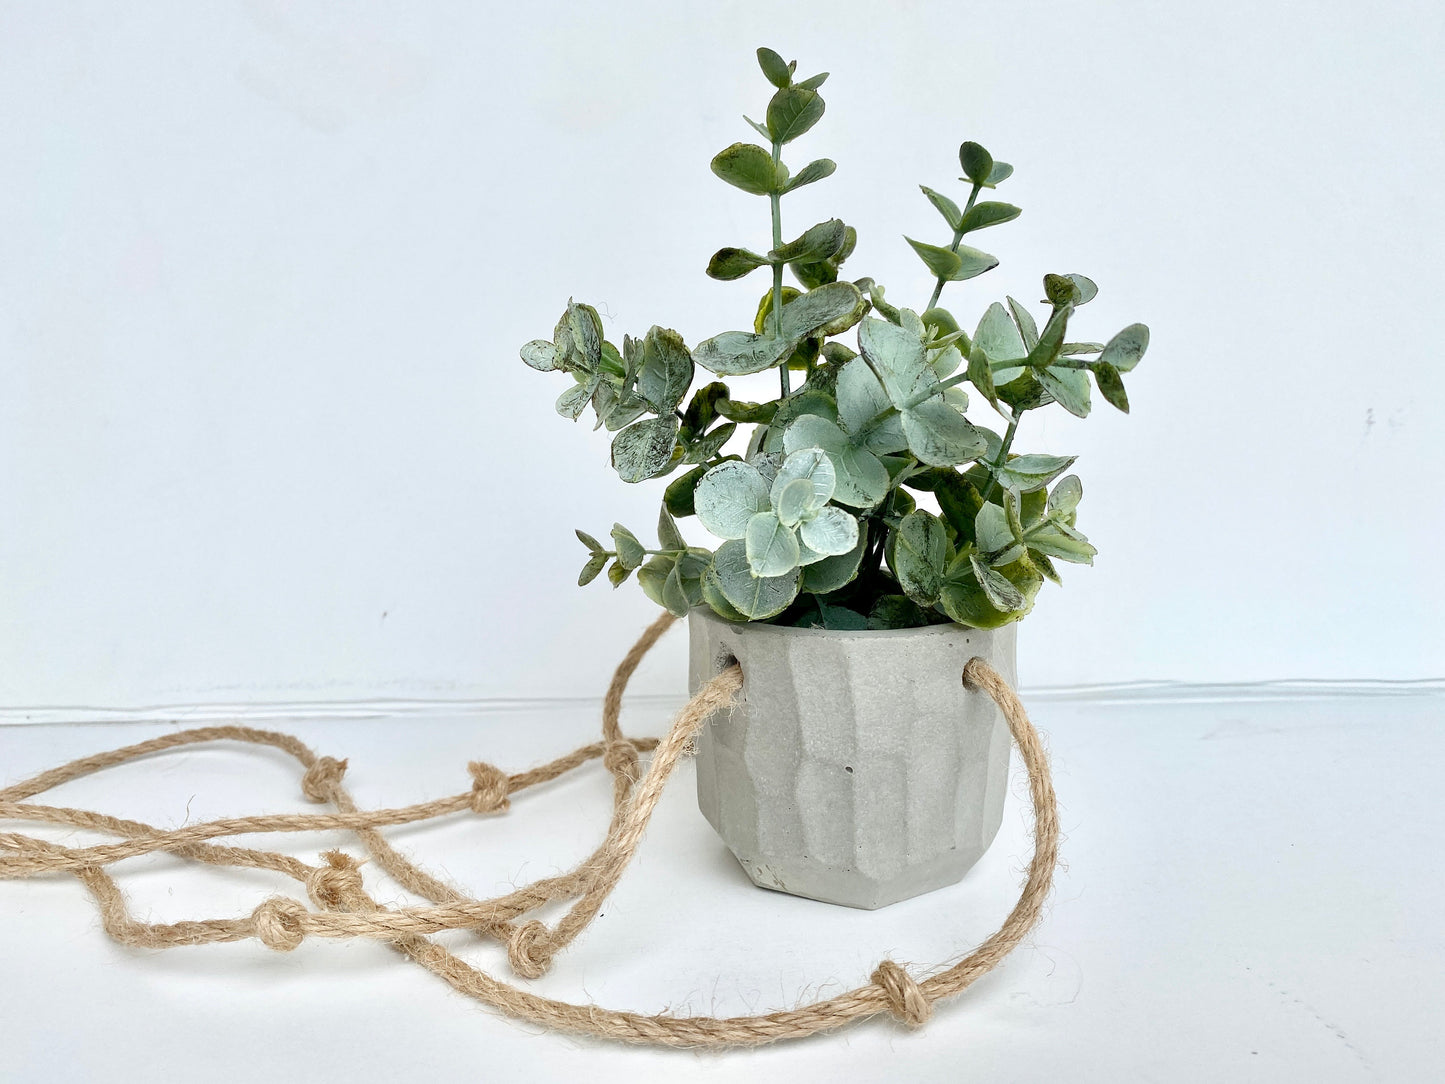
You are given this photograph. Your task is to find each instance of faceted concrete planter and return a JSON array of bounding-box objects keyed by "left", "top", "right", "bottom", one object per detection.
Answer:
[{"left": 689, "top": 608, "right": 1016, "bottom": 910}]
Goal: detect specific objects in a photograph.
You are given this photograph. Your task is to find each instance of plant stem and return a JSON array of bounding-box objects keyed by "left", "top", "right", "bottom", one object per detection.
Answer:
[
  {"left": 978, "top": 414, "right": 1019, "bottom": 504},
  {"left": 771, "top": 140, "right": 790, "bottom": 398},
  {"left": 925, "top": 182, "right": 982, "bottom": 311}
]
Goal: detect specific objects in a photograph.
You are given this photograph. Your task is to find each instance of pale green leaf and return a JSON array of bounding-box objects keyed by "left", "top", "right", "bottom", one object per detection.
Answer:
[
  {"left": 970, "top": 553, "right": 1026, "bottom": 611},
  {"left": 713, "top": 539, "right": 801, "bottom": 619},
  {"left": 798, "top": 505, "right": 858, "bottom": 556},
  {"left": 578, "top": 553, "right": 607, "bottom": 586},
  {"left": 611, "top": 416, "right": 679, "bottom": 483},
  {"left": 901, "top": 398, "right": 986, "bottom": 467},
  {"left": 694, "top": 460, "right": 770, "bottom": 540},
  {"left": 692, "top": 330, "right": 797, "bottom": 376},
  {"left": 892, "top": 509, "right": 948, "bottom": 605},
  {"left": 611, "top": 524, "right": 645, "bottom": 570},
  {"left": 1099, "top": 323, "right": 1150, "bottom": 373},
  {"left": 1037, "top": 366, "right": 1092, "bottom": 418},
  {"left": 920, "top": 186, "right": 962, "bottom": 231},
  {"left": 959, "top": 201, "right": 1021, "bottom": 233},
  {"left": 636, "top": 325, "right": 694, "bottom": 412},
  {"left": 800, "top": 529, "right": 867, "bottom": 593},
  {"left": 771, "top": 447, "right": 836, "bottom": 514},
  {"left": 520, "top": 339, "right": 559, "bottom": 372}
]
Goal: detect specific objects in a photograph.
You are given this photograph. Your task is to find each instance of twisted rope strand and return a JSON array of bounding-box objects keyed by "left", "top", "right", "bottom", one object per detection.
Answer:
[{"left": 0, "top": 615, "right": 1059, "bottom": 1047}]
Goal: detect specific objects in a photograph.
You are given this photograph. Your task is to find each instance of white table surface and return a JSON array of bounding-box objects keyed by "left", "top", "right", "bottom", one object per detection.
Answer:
[{"left": 2, "top": 689, "right": 1441, "bottom": 1083}]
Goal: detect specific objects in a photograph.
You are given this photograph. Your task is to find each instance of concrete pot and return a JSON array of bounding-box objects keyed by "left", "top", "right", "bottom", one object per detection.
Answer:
[{"left": 688, "top": 607, "right": 1016, "bottom": 910}]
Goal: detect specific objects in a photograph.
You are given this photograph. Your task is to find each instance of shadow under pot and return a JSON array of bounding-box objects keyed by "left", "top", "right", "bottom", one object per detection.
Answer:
[{"left": 688, "top": 606, "right": 1016, "bottom": 910}]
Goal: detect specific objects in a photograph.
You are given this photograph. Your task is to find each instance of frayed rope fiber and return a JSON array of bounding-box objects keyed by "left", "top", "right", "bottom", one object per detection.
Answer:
[{"left": 0, "top": 612, "right": 1060, "bottom": 1048}]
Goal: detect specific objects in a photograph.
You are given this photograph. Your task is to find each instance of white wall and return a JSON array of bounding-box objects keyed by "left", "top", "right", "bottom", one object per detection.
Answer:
[{"left": 1, "top": 0, "right": 1440, "bottom": 709}]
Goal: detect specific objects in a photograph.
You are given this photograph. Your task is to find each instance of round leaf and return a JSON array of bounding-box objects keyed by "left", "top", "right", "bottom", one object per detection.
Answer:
[
  {"left": 756, "top": 47, "right": 791, "bottom": 88},
  {"left": 710, "top": 142, "right": 779, "bottom": 196},
  {"left": 712, "top": 538, "right": 801, "bottom": 619},
  {"left": 771, "top": 447, "right": 836, "bottom": 514},
  {"left": 1099, "top": 323, "right": 1150, "bottom": 373},
  {"left": 798, "top": 504, "right": 859, "bottom": 557},
  {"left": 520, "top": 339, "right": 559, "bottom": 372},
  {"left": 611, "top": 416, "right": 679, "bottom": 483},
  {"left": 745, "top": 511, "right": 801, "bottom": 576},
  {"left": 694, "top": 460, "right": 770, "bottom": 540},
  {"left": 959, "top": 141, "right": 994, "bottom": 185},
  {"left": 766, "top": 86, "right": 824, "bottom": 144}
]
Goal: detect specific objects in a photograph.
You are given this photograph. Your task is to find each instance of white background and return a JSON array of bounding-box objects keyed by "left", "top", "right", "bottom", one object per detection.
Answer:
[{"left": 2, "top": 0, "right": 1441, "bottom": 711}]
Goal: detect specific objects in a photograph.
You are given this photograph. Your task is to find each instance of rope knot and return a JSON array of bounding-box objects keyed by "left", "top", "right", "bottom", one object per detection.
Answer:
[
  {"left": 300, "top": 756, "right": 348, "bottom": 803},
  {"left": 507, "top": 919, "right": 552, "bottom": 979},
  {"left": 252, "top": 896, "right": 309, "bottom": 952},
  {"left": 306, "top": 851, "right": 365, "bottom": 910},
  {"left": 602, "top": 740, "right": 639, "bottom": 782},
  {"left": 871, "top": 960, "right": 933, "bottom": 1027},
  {"left": 468, "top": 761, "right": 511, "bottom": 814}
]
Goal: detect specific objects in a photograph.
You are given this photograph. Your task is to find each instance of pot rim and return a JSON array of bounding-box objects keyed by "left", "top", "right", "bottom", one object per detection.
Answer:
[{"left": 687, "top": 606, "right": 1013, "bottom": 642}]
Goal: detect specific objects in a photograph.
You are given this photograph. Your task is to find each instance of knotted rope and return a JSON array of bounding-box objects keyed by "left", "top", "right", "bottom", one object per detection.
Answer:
[{"left": 0, "top": 612, "right": 1060, "bottom": 1048}]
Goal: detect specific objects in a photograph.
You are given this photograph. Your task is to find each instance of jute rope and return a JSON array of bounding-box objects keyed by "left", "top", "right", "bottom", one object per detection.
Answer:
[{"left": 0, "top": 612, "right": 1060, "bottom": 1047}]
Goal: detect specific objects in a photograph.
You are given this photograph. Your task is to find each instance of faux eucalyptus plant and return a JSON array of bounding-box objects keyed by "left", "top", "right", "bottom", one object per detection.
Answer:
[{"left": 520, "top": 48, "right": 1149, "bottom": 631}]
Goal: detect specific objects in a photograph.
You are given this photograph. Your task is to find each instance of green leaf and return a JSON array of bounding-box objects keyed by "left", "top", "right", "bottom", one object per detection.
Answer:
[
  {"left": 1006, "top": 297, "right": 1040, "bottom": 352},
  {"left": 1099, "top": 323, "right": 1150, "bottom": 373},
  {"left": 905, "top": 237, "right": 999, "bottom": 283},
  {"left": 1027, "top": 302, "right": 1072, "bottom": 370},
  {"left": 892, "top": 509, "right": 948, "bottom": 605},
  {"left": 1043, "top": 273, "right": 1079, "bottom": 307},
  {"left": 695, "top": 459, "right": 771, "bottom": 540},
  {"left": 742, "top": 115, "right": 772, "bottom": 141},
  {"left": 782, "top": 413, "right": 888, "bottom": 509},
  {"left": 773, "top": 477, "right": 814, "bottom": 527},
  {"left": 611, "top": 415, "right": 679, "bottom": 483},
  {"left": 817, "top": 603, "right": 868, "bottom": 631},
  {"left": 555, "top": 380, "right": 595, "bottom": 421},
  {"left": 711, "top": 142, "right": 779, "bottom": 196},
  {"left": 800, "top": 529, "right": 867, "bottom": 593},
  {"left": 771, "top": 447, "right": 836, "bottom": 514},
  {"left": 638, "top": 554, "right": 675, "bottom": 607},
  {"left": 784, "top": 158, "right": 836, "bottom": 193},
  {"left": 578, "top": 552, "right": 608, "bottom": 586},
  {"left": 692, "top": 330, "right": 797, "bottom": 376},
  {"left": 996, "top": 453, "right": 1077, "bottom": 493},
  {"left": 970, "top": 553, "right": 1026, "bottom": 611},
  {"left": 1037, "top": 366, "right": 1092, "bottom": 418},
  {"left": 796, "top": 71, "right": 828, "bottom": 91},
  {"left": 684, "top": 421, "right": 737, "bottom": 464},
  {"left": 1048, "top": 475, "right": 1083, "bottom": 516},
  {"left": 799, "top": 505, "right": 858, "bottom": 556},
  {"left": 714, "top": 396, "right": 779, "bottom": 425},
  {"left": 657, "top": 506, "right": 686, "bottom": 552},
  {"left": 975, "top": 502, "right": 1015, "bottom": 554},
  {"left": 985, "top": 161, "right": 1014, "bottom": 187},
  {"left": 834, "top": 358, "right": 905, "bottom": 455},
  {"left": 520, "top": 339, "right": 559, "bottom": 372},
  {"left": 607, "top": 559, "right": 632, "bottom": 588},
  {"left": 611, "top": 524, "right": 645, "bottom": 570},
  {"left": 745, "top": 511, "right": 800, "bottom": 576},
  {"left": 939, "top": 556, "right": 1040, "bottom": 628},
  {"left": 901, "top": 398, "right": 986, "bottom": 467},
  {"left": 756, "top": 47, "right": 791, "bottom": 87},
  {"left": 858, "top": 316, "right": 934, "bottom": 404},
  {"left": 1093, "top": 361, "right": 1129, "bottom": 412},
  {"left": 664, "top": 463, "right": 708, "bottom": 518},
  {"left": 959, "top": 201, "right": 1021, "bottom": 233},
  {"left": 772, "top": 218, "right": 847, "bottom": 264},
  {"left": 660, "top": 562, "right": 691, "bottom": 616},
  {"left": 575, "top": 529, "right": 604, "bottom": 553},
  {"left": 1027, "top": 525, "right": 1097, "bottom": 565},
  {"left": 700, "top": 563, "right": 750, "bottom": 621},
  {"left": 959, "top": 141, "right": 994, "bottom": 185},
  {"left": 974, "top": 302, "right": 1027, "bottom": 365},
  {"left": 920, "top": 186, "right": 962, "bottom": 231},
  {"left": 713, "top": 538, "right": 800, "bottom": 618},
  {"left": 591, "top": 381, "right": 648, "bottom": 431},
  {"left": 966, "top": 343, "right": 997, "bottom": 406},
  {"left": 868, "top": 595, "right": 932, "bottom": 630},
  {"left": 636, "top": 326, "right": 694, "bottom": 412},
  {"left": 1067, "top": 274, "right": 1098, "bottom": 305},
  {"left": 561, "top": 299, "right": 602, "bottom": 370},
  {"left": 767, "top": 86, "right": 824, "bottom": 144},
  {"left": 778, "top": 280, "right": 866, "bottom": 339},
  {"left": 706, "top": 247, "right": 769, "bottom": 281}
]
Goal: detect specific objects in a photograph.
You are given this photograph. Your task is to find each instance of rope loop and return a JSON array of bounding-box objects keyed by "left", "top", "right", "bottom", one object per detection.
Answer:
[
  {"left": 507, "top": 919, "right": 551, "bottom": 979},
  {"left": 870, "top": 959, "right": 933, "bottom": 1027},
  {"left": 467, "top": 761, "right": 511, "bottom": 814},
  {"left": 300, "top": 756, "right": 348, "bottom": 803},
  {"left": 252, "top": 896, "right": 309, "bottom": 951}
]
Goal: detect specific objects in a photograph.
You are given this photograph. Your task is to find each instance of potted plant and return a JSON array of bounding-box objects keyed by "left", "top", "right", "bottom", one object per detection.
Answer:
[{"left": 520, "top": 48, "right": 1149, "bottom": 909}]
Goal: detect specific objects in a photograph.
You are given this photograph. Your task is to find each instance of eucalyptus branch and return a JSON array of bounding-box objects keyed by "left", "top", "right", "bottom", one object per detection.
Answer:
[
  {"left": 925, "top": 183, "right": 982, "bottom": 311},
  {"left": 978, "top": 414, "right": 1019, "bottom": 504},
  {"left": 770, "top": 140, "right": 790, "bottom": 398}
]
